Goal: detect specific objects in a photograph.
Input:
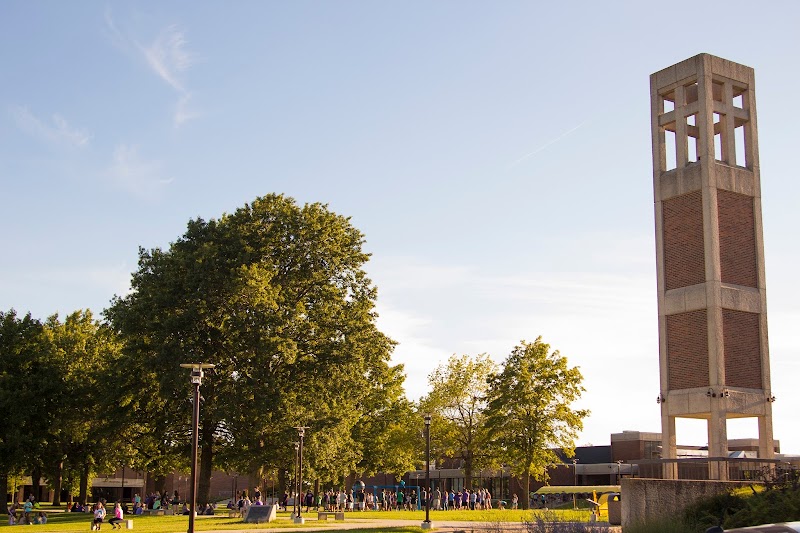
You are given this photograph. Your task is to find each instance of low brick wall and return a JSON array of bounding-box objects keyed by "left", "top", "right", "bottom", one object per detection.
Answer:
[{"left": 621, "top": 478, "right": 754, "bottom": 527}]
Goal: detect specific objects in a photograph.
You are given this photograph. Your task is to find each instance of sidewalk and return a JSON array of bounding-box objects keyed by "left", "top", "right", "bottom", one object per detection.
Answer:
[{"left": 194, "top": 517, "right": 623, "bottom": 532}]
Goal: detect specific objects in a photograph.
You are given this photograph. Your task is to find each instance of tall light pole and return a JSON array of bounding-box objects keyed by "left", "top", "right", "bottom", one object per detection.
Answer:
[
  {"left": 571, "top": 458, "right": 579, "bottom": 510},
  {"left": 616, "top": 460, "right": 623, "bottom": 484},
  {"left": 179, "top": 363, "right": 215, "bottom": 533},
  {"left": 293, "top": 426, "right": 309, "bottom": 524},
  {"left": 421, "top": 414, "right": 432, "bottom": 530},
  {"left": 292, "top": 442, "right": 299, "bottom": 518},
  {"left": 500, "top": 465, "right": 504, "bottom": 503}
]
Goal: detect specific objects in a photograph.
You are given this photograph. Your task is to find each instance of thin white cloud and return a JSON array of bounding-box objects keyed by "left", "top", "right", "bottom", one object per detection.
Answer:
[
  {"left": 140, "top": 24, "right": 192, "bottom": 93},
  {"left": 174, "top": 93, "right": 199, "bottom": 127},
  {"left": 374, "top": 305, "right": 449, "bottom": 401},
  {"left": 103, "top": 7, "right": 128, "bottom": 52},
  {"left": 372, "top": 252, "right": 800, "bottom": 448},
  {"left": 10, "top": 106, "right": 91, "bottom": 148},
  {"left": 103, "top": 11, "right": 199, "bottom": 127},
  {"left": 369, "top": 255, "right": 659, "bottom": 442},
  {"left": 107, "top": 144, "right": 173, "bottom": 200}
]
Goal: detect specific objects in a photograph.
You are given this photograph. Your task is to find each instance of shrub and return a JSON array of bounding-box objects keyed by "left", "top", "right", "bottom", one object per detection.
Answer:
[
  {"left": 683, "top": 491, "right": 747, "bottom": 530},
  {"left": 623, "top": 516, "right": 692, "bottom": 533},
  {"left": 684, "top": 470, "right": 800, "bottom": 530},
  {"left": 523, "top": 510, "right": 610, "bottom": 533}
]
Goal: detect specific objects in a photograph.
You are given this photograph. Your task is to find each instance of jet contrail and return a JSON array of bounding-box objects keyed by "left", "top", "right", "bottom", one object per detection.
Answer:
[{"left": 507, "top": 120, "right": 588, "bottom": 169}]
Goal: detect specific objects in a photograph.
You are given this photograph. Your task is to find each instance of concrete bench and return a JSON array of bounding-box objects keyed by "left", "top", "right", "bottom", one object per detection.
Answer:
[
  {"left": 319, "top": 511, "right": 345, "bottom": 520},
  {"left": 243, "top": 504, "right": 276, "bottom": 523}
]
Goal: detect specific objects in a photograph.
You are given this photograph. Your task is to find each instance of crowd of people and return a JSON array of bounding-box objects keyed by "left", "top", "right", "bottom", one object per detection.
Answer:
[
  {"left": 7, "top": 489, "right": 191, "bottom": 528},
  {"left": 6, "top": 495, "right": 48, "bottom": 525},
  {"left": 230, "top": 485, "right": 506, "bottom": 514},
  {"left": 8, "top": 484, "right": 519, "bottom": 527}
]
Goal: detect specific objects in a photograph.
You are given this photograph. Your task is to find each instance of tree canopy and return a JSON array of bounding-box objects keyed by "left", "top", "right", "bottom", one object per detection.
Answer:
[{"left": 105, "top": 193, "right": 408, "bottom": 501}]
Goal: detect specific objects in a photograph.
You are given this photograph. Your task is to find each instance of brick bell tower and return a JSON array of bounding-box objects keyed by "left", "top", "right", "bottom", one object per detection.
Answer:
[{"left": 650, "top": 54, "right": 774, "bottom": 480}]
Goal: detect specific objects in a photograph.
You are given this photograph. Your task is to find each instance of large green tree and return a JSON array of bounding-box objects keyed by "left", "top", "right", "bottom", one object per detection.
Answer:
[
  {"left": 41, "top": 310, "right": 126, "bottom": 505},
  {"left": 419, "top": 353, "right": 496, "bottom": 488},
  {"left": 105, "top": 194, "right": 404, "bottom": 502},
  {"left": 484, "top": 338, "right": 588, "bottom": 509},
  {"left": 0, "top": 310, "right": 58, "bottom": 513}
]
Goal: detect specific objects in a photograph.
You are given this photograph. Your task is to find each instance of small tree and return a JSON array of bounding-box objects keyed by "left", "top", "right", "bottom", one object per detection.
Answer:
[
  {"left": 484, "top": 337, "right": 588, "bottom": 509},
  {"left": 420, "top": 353, "right": 496, "bottom": 488}
]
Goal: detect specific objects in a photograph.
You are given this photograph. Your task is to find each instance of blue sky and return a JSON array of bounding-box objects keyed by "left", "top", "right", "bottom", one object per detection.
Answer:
[{"left": 2, "top": 1, "right": 799, "bottom": 453}]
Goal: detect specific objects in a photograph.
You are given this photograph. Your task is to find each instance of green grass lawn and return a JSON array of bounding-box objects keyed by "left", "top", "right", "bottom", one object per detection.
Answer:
[{"left": 0, "top": 506, "right": 591, "bottom": 532}]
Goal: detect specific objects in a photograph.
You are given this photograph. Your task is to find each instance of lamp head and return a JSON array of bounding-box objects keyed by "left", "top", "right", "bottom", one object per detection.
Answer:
[{"left": 180, "top": 363, "right": 215, "bottom": 385}]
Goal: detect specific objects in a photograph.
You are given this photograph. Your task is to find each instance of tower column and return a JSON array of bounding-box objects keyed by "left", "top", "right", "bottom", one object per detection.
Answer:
[
  {"left": 661, "top": 414, "right": 677, "bottom": 479},
  {"left": 708, "top": 403, "right": 729, "bottom": 480},
  {"left": 758, "top": 411, "right": 774, "bottom": 459}
]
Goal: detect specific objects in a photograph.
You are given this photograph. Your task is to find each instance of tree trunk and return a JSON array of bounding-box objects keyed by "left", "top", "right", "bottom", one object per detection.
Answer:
[
  {"left": 523, "top": 472, "right": 530, "bottom": 510},
  {"left": 278, "top": 468, "right": 286, "bottom": 499},
  {"left": 198, "top": 419, "right": 215, "bottom": 505},
  {"left": 31, "top": 466, "right": 41, "bottom": 502},
  {"left": 464, "top": 454, "right": 473, "bottom": 489},
  {"left": 52, "top": 460, "right": 63, "bottom": 506},
  {"left": 0, "top": 472, "right": 8, "bottom": 514},
  {"left": 79, "top": 461, "right": 90, "bottom": 504}
]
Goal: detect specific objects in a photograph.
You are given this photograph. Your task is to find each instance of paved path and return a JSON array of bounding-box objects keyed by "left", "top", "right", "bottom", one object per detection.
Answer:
[{"left": 194, "top": 517, "right": 622, "bottom": 532}]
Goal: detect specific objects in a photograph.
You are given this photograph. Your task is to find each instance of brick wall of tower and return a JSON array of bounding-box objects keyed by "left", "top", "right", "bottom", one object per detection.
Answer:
[
  {"left": 723, "top": 309, "right": 762, "bottom": 389},
  {"left": 663, "top": 191, "right": 705, "bottom": 290},
  {"left": 718, "top": 189, "right": 758, "bottom": 288},
  {"left": 667, "top": 310, "right": 709, "bottom": 390}
]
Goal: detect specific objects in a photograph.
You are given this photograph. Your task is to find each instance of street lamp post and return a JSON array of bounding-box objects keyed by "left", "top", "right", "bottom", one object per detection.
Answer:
[
  {"left": 293, "top": 442, "right": 300, "bottom": 518},
  {"left": 500, "top": 465, "right": 504, "bottom": 503},
  {"left": 421, "top": 414, "right": 432, "bottom": 530},
  {"left": 571, "top": 458, "right": 579, "bottom": 510},
  {"left": 616, "top": 460, "right": 623, "bottom": 484},
  {"left": 293, "top": 426, "right": 309, "bottom": 524},
  {"left": 179, "top": 363, "right": 215, "bottom": 533},
  {"left": 572, "top": 458, "right": 578, "bottom": 485}
]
